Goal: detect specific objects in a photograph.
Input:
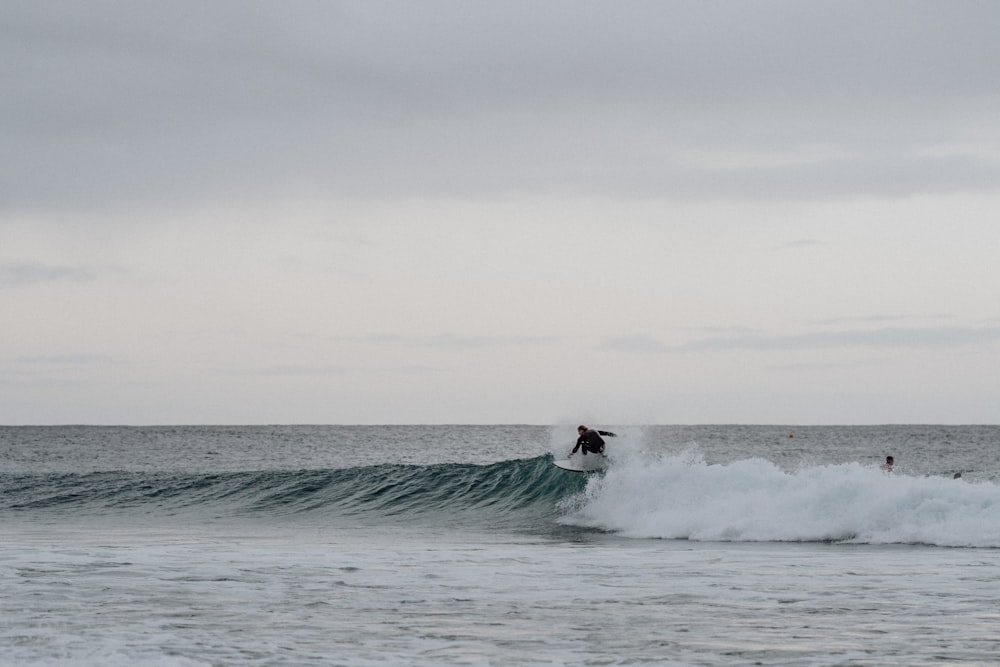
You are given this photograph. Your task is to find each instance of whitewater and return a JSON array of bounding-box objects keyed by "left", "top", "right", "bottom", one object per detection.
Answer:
[{"left": 2, "top": 424, "right": 999, "bottom": 665}]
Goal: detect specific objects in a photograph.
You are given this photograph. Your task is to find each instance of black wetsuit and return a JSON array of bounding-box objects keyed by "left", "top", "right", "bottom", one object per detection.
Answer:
[{"left": 571, "top": 429, "right": 607, "bottom": 456}]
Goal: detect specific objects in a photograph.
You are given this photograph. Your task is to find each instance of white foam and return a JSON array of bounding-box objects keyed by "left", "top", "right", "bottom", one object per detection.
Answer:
[{"left": 562, "top": 449, "right": 1000, "bottom": 547}]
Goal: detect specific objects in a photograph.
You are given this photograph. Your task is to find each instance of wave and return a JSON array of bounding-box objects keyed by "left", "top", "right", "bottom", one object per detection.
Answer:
[
  {"left": 6, "top": 450, "right": 1000, "bottom": 547},
  {"left": 0, "top": 455, "right": 588, "bottom": 532},
  {"left": 560, "top": 449, "right": 1000, "bottom": 548}
]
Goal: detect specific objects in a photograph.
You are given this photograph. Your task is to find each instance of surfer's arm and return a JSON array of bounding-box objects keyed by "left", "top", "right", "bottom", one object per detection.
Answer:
[{"left": 598, "top": 431, "right": 616, "bottom": 437}]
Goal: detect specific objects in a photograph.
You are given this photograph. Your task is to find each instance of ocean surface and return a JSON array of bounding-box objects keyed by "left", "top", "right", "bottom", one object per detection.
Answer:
[{"left": 2, "top": 424, "right": 999, "bottom": 666}]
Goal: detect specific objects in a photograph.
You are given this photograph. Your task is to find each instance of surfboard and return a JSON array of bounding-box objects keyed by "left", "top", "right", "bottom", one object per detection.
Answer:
[{"left": 553, "top": 456, "right": 608, "bottom": 473}]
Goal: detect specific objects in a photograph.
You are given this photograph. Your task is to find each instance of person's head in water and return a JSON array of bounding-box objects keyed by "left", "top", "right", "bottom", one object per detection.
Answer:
[
  {"left": 881, "top": 455, "right": 894, "bottom": 472},
  {"left": 578, "top": 425, "right": 587, "bottom": 434}
]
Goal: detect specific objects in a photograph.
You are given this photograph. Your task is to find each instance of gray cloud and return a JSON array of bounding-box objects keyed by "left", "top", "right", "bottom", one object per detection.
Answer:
[
  {"left": 225, "top": 364, "right": 355, "bottom": 377},
  {"left": 3, "top": 1, "right": 999, "bottom": 214},
  {"left": 598, "top": 335, "right": 670, "bottom": 354},
  {"left": 600, "top": 325, "right": 1000, "bottom": 355},
  {"left": 382, "top": 365, "right": 445, "bottom": 375},
  {"left": 678, "top": 326, "right": 1000, "bottom": 352},
  {"left": 766, "top": 359, "right": 889, "bottom": 373},
  {"left": 0, "top": 260, "right": 98, "bottom": 287},
  {"left": 15, "top": 353, "right": 115, "bottom": 365},
  {"left": 811, "top": 314, "right": 953, "bottom": 326},
  {"left": 680, "top": 326, "right": 760, "bottom": 336},
  {"left": 357, "top": 334, "right": 555, "bottom": 350},
  {"left": 223, "top": 363, "right": 447, "bottom": 377},
  {"left": 776, "top": 240, "right": 826, "bottom": 251}
]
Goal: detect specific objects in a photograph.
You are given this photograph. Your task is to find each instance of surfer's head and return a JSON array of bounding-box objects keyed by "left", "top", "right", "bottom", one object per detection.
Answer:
[{"left": 577, "top": 425, "right": 587, "bottom": 433}]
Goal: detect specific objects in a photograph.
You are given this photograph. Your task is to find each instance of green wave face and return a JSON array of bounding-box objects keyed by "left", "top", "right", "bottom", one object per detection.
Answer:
[{"left": 1, "top": 456, "right": 591, "bottom": 533}]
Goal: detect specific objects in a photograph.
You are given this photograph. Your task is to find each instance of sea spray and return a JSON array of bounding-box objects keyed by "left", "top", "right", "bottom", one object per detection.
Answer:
[{"left": 559, "top": 450, "right": 1000, "bottom": 547}]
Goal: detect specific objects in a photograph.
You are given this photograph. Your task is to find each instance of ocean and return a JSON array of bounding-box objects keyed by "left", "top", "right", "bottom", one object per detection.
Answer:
[{"left": 2, "top": 424, "right": 999, "bottom": 666}]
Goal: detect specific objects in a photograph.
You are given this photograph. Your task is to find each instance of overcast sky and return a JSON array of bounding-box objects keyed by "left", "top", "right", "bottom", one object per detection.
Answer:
[{"left": 2, "top": 1, "right": 999, "bottom": 425}]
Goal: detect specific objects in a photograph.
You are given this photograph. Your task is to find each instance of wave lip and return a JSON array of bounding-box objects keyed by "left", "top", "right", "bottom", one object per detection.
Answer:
[{"left": 561, "top": 453, "right": 1000, "bottom": 548}]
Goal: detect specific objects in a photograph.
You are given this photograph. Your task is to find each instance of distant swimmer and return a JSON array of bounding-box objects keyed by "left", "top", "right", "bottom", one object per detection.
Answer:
[
  {"left": 570, "top": 425, "right": 616, "bottom": 457},
  {"left": 880, "top": 456, "right": 894, "bottom": 473}
]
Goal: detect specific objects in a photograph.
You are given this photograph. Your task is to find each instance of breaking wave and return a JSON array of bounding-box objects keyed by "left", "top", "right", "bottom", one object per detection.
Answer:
[{"left": 6, "top": 451, "right": 1000, "bottom": 546}]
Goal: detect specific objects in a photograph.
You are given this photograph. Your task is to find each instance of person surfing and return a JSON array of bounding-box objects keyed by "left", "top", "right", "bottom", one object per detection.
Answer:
[{"left": 569, "top": 425, "right": 616, "bottom": 458}]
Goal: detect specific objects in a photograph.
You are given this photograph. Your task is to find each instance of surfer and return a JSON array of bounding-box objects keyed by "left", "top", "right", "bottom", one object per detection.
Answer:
[
  {"left": 880, "top": 456, "right": 894, "bottom": 473},
  {"left": 570, "top": 425, "right": 614, "bottom": 457}
]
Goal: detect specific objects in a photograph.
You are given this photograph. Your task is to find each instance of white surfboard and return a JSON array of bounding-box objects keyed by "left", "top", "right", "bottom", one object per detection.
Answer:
[{"left": 553, "top": 455, "right": 608, "bottom": 473}]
